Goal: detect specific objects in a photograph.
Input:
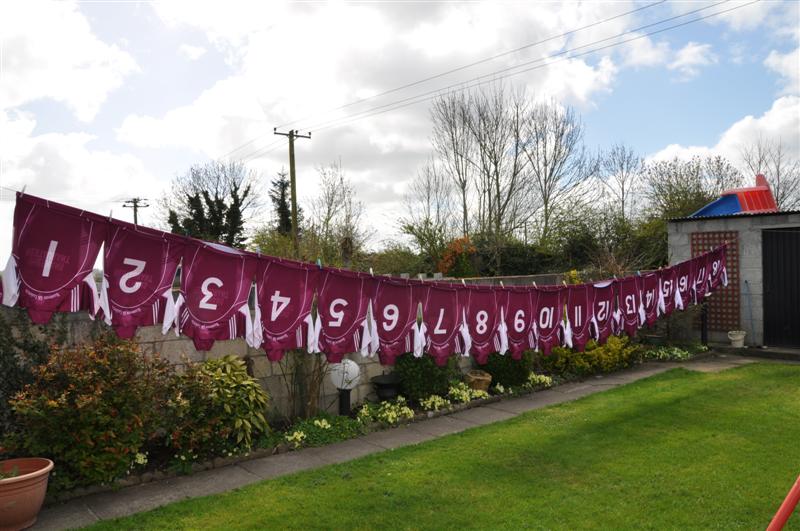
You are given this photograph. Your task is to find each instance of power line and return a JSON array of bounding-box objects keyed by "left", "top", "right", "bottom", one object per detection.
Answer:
[
  {"left": 219, "top": 1, "right": 667, "bottom": 164},
  {"left": 302, "top": 0, "right": 740, "bottom": 134},
  {"left": 275, "top": 0, "right": 668, "bottom": 130},
  {"left": 122, "top": 197, "right": 150, "bottom": 225}
]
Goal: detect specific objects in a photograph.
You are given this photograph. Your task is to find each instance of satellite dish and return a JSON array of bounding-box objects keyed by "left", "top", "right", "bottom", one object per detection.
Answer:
[{"left": 329, "top": 359, "right": 361, "bottom": 390}]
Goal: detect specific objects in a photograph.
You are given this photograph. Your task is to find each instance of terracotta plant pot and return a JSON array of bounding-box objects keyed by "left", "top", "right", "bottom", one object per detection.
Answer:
[{"left": 0, "top": 458, "right": 54, "bottom": 531}]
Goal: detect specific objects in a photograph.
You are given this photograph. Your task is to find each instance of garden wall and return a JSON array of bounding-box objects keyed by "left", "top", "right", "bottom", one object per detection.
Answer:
[{"left": 0, "top": 306, "right": 471, "bottom": 419}]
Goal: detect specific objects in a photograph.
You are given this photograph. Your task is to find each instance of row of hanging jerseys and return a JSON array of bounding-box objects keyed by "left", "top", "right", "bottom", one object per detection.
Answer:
[{"left": 1, "top": 193, "right": 728, "bottom": 366}]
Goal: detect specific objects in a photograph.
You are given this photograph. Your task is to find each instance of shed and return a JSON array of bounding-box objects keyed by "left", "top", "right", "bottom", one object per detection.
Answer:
[{"left": 667, "top": 210, "right": 800, "bottom": 347}]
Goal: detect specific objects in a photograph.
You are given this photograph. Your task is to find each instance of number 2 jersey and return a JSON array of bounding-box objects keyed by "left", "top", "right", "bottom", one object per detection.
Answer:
[
  {"left": 171, "top": 241, "right": 256, "bottom": 352},
  {"left": 98, "top": 222, "right": 183, "bottom": 338}
]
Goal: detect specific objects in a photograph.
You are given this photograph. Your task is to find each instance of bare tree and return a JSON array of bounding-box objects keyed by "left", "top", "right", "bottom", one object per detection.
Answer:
[
  {"left": 521, "top": 99, "right": 594, "bottom": 244},
  {"left": 400, "top": 159, "right": 455, "bottom": 269},
  {"left": 741, "top": 137, "right": 800, "bottom": 210},
  {"left": 599, "top": 143, "right": 642, "bottom": 222},
  {"left": 431, "top": 91, "right": 474, "bottom": 236}
]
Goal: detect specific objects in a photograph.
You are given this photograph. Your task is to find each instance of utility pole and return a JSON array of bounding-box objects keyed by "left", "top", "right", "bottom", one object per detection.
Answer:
[
  {"left": 123, "top": 197, "right": 149, "bottom": 225},
  {"left": 274, "top": 128, "right": 311, "bottom": 258}
]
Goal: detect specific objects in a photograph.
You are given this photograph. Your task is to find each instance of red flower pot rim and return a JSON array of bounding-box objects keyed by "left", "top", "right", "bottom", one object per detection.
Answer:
[{"left": 0, "top": 458, "right": 54, "bottom": 485}]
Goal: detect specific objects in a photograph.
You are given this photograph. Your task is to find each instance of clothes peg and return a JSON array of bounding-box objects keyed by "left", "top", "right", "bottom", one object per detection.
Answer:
[
  {"left": 532, "top": 281, "right": 537, "bottom": 287},
  {"left": 369, "top": 267, "right": 374, "bottom": 276},
  {"left": 461, "top": 279, "right": 466, "bottom": 286},
  {"left": 316, "top": 258, "right": 322, "bottom": 269},
  {"left": 562, "top": 280, "right": 567, "bottom": 287},
  {"left": 20, "top": 185, "right": 27, "bottom": 197},
  {"left": 499, "top": 281, "right": 504, "bottom": 288},
  {"left": 108, "top": 210, "right": 113, "bottom": 221}
]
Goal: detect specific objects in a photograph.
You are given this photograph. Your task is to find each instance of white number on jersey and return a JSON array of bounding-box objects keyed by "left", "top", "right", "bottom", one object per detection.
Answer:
[
  {"left": 199, "top": 277, "right": 223, "bottom": 310},
  {"left": 573, "top": 305, "right": 582, "bottom": 327},
  {"left": 328, "top": 298, "right": 348, "bottom": 327},
  {"left": 596, "top": 301, "right": 609, "bottom": 321},
  {"left": 42, "top": 240, "right": 58, "bottom": 277},
  {"left": 539, "top": 306, "right": 554, "bottom": 329},
  {"left": 679, "top": 275, "right": 688, "bottom": 292},
  {"left": 514, "top": 309, "right": 526, "bottom": 333},
  {"left": 625, "top": 294, "right": 636, "bottom": 315},
  {"left": 475, "top": 310, "right": 488, "bottom": 334},
  {"left": 270, "top": 291, "right": 291, "bottom": 321},
  {"left": 119, "top": 258, "right": 146, "bottom": 294},
  {"left": 433, "top": 308, "right": 447, "bottom": 335},
  {"left": 383, "top": 304, "right": 399, "bottom": 331}
]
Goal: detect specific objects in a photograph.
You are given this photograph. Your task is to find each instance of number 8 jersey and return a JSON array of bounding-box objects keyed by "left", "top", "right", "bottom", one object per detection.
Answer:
[{"left": 172, "top": 241, "right": 256, "bottom": 351}]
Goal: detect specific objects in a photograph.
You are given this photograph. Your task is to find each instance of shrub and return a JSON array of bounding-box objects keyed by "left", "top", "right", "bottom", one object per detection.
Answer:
[
  {"left": 5, "top": 339, "right": 173, "bottom": 491},
  {"left": 165, "top": 355, "right": 269, "bottom": 465},
  {"left": 643, "top": 345, "right": 693, "bottom": 361},
  {"left": 285, "top": 412, "right": 365, "bottom": 448},
  {"left": 419, "top": 394, "right": 451, "bottom": 411},
  {"left": 357, "top": 397, "right": 415, "bottom": 426},
  {"left": 535, "top": 336, "right": 639, "bottom": 378},
  {"left": 482, "top": 351, "right": 532, "bottom": 387},
  {"left": 525, "top": 373, "right": 553, "bottom": 389},
  {"left": 394, "top": 353, "right": 459, "bottom": 403},
  {"left": 448, "top": 381, "right": 489, "bottom": 403}
]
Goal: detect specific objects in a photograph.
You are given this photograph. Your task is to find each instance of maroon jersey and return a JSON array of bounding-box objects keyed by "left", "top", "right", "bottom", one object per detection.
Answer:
[
  {"left": 504, "top": 287, "right": 537, "bottom": 359},
  {"left": 658, "top": 267, "right": 680, "bottom": 316},
  {"left": 591, "top": 280, "right": 617, "bottom": 345},
  {"left": 616, "top": 276, "right": 642, "bottom": 337},
  {"left": 176, "top": 241, "right": 256, "bottom": 351},
  {"left": 463, "top": 285, "right": 500, "bottom": 365},
  {"left": 317, "top": 269, "right": 372, "bottom": 363},
  {"left": 565, "top": 284, "right": 593, "bottom": 352},
  {"left": 675, "top": 259, "right": 694, "bottom": 310},
  {"left": 422, "top": 283, "right": 464, "bottom": 366},
  {"left": 372, "top": 278, "right": 418, "bottom": 365},
  {"left": 253, "top": 258, "right": 321, "bottom": 361},
  {"left": 638, "top": 273, "right": 660, "bottom": 327},
  {"left": 708, "top": 245, "right": 728, "bottom": 291},
  {"left": 692, "top": 253, "right": 710, "bottom": 303},
  {"left": 535, "top": 286, "right": 564, "bottom": 356},
  {"left": 99, "top": 223, "right": 183, "bottom": 338},
  {"left": 5, "top": 194, "right": 105, "bottom": 323}
]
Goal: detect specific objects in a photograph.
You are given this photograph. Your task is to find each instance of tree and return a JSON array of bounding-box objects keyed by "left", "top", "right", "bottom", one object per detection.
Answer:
[
  {"left": 740, "top": 137, "right": 800, "bottom": 210},
  {"left": 598, "top": 143, "right": 642, "bottom": 223},
  {"left": 268, "top": 168, "right": 302, "bottom": 235},
  {"left": 162, "top": 160, "right": 261, "bottom": 248}
]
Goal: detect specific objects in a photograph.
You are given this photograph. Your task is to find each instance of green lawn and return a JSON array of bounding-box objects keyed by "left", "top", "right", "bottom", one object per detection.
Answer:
[{"left": 88, "top": 363, "right": 800, "bottom": 530}]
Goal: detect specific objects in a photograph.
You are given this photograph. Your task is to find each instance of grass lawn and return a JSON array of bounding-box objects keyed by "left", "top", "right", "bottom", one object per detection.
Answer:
[{"left": 88, "top": 363, "right": 800, "bottom": 530}]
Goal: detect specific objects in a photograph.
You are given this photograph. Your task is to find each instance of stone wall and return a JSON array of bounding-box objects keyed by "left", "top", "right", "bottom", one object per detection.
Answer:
[
  {"left": 1, "top": 306, "right": 472, "bottom": 419},
  {"left": 667, "top": 212, "right": 800, "bottom": 346}
]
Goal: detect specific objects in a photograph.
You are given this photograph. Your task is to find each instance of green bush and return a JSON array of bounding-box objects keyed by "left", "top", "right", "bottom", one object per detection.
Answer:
[
  {"left": 394, "top": 353, "right": 459, "bottom": 402},
  {"left": 4, "top": 339, "right": 173, "bottom": 491},
  {"left": 535, "top": 336, "right": 640, "bottom": 378},
  {"left": 284, "top": 412, "right": 366, "bottom": 448},
  {"left": 166, "top": 355, "right": 269, "bottom": 465},
  {"left": 482, "top": 351, "right": 532, "bottom": 387}
]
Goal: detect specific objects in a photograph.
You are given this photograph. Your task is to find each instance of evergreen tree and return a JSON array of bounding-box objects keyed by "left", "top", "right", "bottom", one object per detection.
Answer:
[{"left": 268, "top": 169, "right": 301, "bottom": 236}]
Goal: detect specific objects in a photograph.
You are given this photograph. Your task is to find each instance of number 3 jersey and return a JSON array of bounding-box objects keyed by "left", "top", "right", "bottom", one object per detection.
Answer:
[
  {"left": 98, "top": 223, "right": 183, "bottom": 338},
  {"left": 2, "top": 194, "right": 105, "bottom": 323},
  {"left": 251, "top": 258, "right": 321, "bottom": 361},
  {"left": 171, "top": 241, "right": 256, "bottom": 352}
]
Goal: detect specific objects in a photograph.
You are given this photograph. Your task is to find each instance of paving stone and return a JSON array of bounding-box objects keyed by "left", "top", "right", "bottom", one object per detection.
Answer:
[
  {"left": 33, "top": 502, "right": 98, "bottom": 531},
  {"left": 484, "top": 396, "right": 545, "bottom": 414},
  {"left": 82, "top": 477, "right": 191, "bottom": 520},
  {"left": 407, "top": 416, "right": 475, "bottom": 437},
  {"left": 360, "top": 425, "right": 434, "bottom": 450},
  {"left": 238, "top": 450, "right": 330, "bottom": 480},
  {"left": 172, "top": 465, "right": 261, "bottom": 498},
  {"left": 311, "top": 438, "right": 383, "bottom": 465},
  {"left": 450, "top": 405, "right": 516, "bottom": 425}
]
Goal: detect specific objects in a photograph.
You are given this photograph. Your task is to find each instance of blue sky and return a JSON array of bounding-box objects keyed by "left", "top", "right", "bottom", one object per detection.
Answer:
[{"left": 1, "top": 0, "right": 798, "bottom": 258}]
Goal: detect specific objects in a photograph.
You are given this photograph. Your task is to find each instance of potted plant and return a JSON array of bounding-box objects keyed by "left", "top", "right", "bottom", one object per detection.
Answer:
[
  {"left": 0, "top": 457, "right": 54, "bottom": 531},
  {"left": 727, "top": 330, "right": 747, "bottom": 348},
  {"left": 371, "top": 372, "right": 401, "bottom": 401}
]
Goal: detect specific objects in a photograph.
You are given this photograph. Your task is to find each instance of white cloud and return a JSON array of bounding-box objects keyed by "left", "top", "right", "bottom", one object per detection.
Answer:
[
  {"left": 0, "top": 1, "right": 138, "bottom": 121},
  {"left": 764, "top": 47, "right": 800, "bottom": 96},
  {"left": 178, "top": 44, "right": 207, "bottom": 61},
  {"left": 668, "top": 42, "right": 717, "bottom": 81},
  {"left": 648, "top": 96, "right": 800, "bottom": 164},
  {"left": 621, "top": 36, "right": 671, "bottom": 67}
]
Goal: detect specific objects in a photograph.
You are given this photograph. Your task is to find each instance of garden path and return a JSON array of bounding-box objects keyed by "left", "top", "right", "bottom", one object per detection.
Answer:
[{"left": 33, "top": 354, "right": 773, "bottom": 530}]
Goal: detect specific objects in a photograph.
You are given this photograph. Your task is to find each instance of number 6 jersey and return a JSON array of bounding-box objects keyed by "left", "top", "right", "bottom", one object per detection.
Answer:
[
  {"left": 172, "top": 241, "right": 256, "bottom": 352},
  {"left": 98, "top": 223, "right": 183, "bottom": 338}
]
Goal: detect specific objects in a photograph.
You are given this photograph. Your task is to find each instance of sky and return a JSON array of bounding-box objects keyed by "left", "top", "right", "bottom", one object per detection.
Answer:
[{"left": 1, "top": 0, "right": 798, "bottom": 259}]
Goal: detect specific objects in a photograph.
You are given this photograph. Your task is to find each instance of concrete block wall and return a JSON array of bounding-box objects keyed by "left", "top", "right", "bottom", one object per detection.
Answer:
[{"left": 668, "top": 212, "right": 800, "bottom": 347}]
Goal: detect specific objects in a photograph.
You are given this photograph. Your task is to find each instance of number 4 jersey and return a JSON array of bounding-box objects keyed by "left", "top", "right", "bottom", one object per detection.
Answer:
[
  {"left": 98, "top": 223, "right": 183, "bottom": 338},
  {"left": 2, "top": 194, "right": 105, "bottom": 323},
  {"left": 171, "top": 241, "right": 256, "bottom": 351}
]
